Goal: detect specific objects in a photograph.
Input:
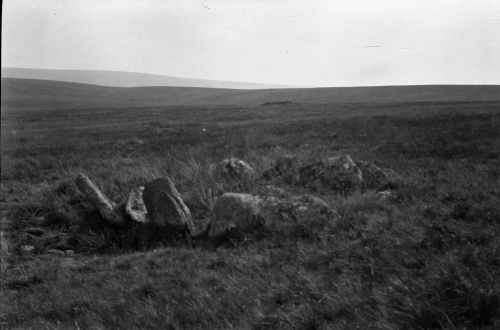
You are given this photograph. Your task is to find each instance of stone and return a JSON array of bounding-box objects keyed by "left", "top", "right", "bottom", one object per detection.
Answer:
[
  {"left": 21, "top": 245, "right": 35, "bottom": 252},
  {"left": 209, "top": 193, "right": 262, "bottom": 237},
  {"left": 216, "top": 158, "right": 255, "bottom": 180},
  {"left": 261, "top": 194, "right": 337, "bottom": 239},
  {"left": 377, "top": 190, "right": 394, "bottom": 200},
  {"left": 75, "top": 174, "right": 122, "bottom": 223},
  {"left": 262, "top": 154, "right": 299, "bottom": 183},
  {"left": 264, "top": 185, "right": 287, "bottom": 196},
  {"left": 355, "top": 160, "right": 391, "bottom": 190},
  {"left": 262, "top": 194, "right": 335, "bottom": 222},
  {"left": 209, "top": 192, "right": 336, "bottom": 239},
  {"left": 143, "top": 178, "right": 195, "bottom": 235},
  {"left": 298, "top": 155, "right": 363, "bottom": 194},
  {"left": 125, "top": 186, "right": 148, "bottom": 223}
]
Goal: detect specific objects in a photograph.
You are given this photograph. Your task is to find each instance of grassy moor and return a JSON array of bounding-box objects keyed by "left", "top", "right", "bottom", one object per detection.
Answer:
[{"left": 1, "top": 80, "right": 500, "bottom": 329}]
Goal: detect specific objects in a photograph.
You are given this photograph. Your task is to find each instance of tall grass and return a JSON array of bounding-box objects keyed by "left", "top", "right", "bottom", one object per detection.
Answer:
[{"left": 1, "top": 101, "right": 499, "bottom": 328}]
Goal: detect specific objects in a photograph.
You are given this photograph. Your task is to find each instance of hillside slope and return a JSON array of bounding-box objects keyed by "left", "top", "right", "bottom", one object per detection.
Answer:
[
  {"left": 2, "top": 78, "right": 500, "bottom": 109},
  {"left": 1, "top": 67, "right": 292, "bottom": 89}
]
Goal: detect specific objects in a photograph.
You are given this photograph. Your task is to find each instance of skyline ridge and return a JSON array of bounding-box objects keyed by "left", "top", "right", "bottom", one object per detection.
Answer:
[
  {"left": 1, "top": 67, "right": 298, "bottom": 90},
  {"left": 3, "top": 67, "right": 499, "bottom": 90}
]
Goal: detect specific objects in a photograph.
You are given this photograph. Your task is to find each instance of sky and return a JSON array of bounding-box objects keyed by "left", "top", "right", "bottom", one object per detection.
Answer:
[{"left": 2, "top": 0, "right": 500, "bottom": 87}]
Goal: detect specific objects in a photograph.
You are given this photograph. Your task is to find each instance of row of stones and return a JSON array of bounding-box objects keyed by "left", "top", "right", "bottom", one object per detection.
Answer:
[{"left": 75, "top": 155, "right": 393, "bottom": 240}]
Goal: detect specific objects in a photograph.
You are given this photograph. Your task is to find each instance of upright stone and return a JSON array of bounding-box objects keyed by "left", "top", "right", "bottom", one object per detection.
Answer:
[
  {"left": 75, "top": 174, "right": 122, "bottom": 223},
  {"left": 142, "top": 178, "right": 195, "bottom": 235},
  {"left": 125, "top": 186, "right": 148, "bottom": 223}
]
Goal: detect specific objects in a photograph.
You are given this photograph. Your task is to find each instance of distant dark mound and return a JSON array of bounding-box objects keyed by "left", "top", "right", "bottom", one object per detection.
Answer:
[{"left": 261, "top": 101, "right": 298, "bottom": 106}]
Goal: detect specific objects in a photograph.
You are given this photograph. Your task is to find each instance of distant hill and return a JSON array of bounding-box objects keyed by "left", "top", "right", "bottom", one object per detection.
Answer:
[
  {"left": 2, "top": 78, "right": 500, "bottom": 110},
  {"left": 1, "top": 67, "right": 293, "bottom": 89}
]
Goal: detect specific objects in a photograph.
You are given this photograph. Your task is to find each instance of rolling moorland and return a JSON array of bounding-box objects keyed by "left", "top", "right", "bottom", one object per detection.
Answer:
[
  {"left": 1, "top": 68, "right": 293, "bottom": 89},
  {"left": 1, "top": 79, "right": 500, "bottom": 329}
]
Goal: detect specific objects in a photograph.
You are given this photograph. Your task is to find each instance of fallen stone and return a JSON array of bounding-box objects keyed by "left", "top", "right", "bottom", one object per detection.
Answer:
[
  {"left": 216, "top": 158, "right": 255, "bottom": 180},
  {"left": 125, "top": 186, "right": 148, "bottom": 223},
  {"left": 75, "top": 174, "right": 122, "bottom": 223},
  {"left": 143, "top": 178, "right": 195, "bottom": 236},
  {"left": 262, "top": 194, "right": 336, "bottom": 223},
  {"left": 209, "top": 192, "right": 336, "bottom": 239},
  {"left": 355, "top": 160, "right": 391, "bottom": 190},
  {"left": 298, "top": 155, "right": 363, "bottom": 194}
]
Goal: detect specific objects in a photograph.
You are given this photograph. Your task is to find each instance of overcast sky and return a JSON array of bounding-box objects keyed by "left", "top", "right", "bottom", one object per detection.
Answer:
[{"left": 2, "top": 0, "right": 500, "bottom": 87}]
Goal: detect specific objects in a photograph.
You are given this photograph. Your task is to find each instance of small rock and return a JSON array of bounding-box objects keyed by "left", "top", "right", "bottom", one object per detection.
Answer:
[
  {"left": 216, "top": 158, "right": 255, "bottom": 180},
  {"left": 209, "top": 193, "right": 262, "bottom": 237},
  {"left": 355, "top": 160, "right": 391, "bottom": 190},
  {"left": 125, "top": 186, "right": 148, "bottom": 223},
  {"left": 264, "top": 185, "right": 287, "bottom": 195},
  {"left": 21, "top": 245, "right": 35, "bottom": 252},
  {"left": 143, "top": 178, "right": 195, "bottom": 236},
  {"left": 377, "top": 190, "right": 394, "bottom": 200},
  {"left": 298, "top": 155, "right": 363, "bottom": 194}
]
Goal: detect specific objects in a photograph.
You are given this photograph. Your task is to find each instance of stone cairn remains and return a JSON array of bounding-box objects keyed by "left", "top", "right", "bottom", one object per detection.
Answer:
[{"left": 75, "top": 154, "right": 393, "bottom": 243}]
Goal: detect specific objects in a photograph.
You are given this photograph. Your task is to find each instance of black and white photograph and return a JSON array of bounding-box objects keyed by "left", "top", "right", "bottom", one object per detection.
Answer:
[{"left": 1, "top": 0, "right": 499, "bottom": 328}]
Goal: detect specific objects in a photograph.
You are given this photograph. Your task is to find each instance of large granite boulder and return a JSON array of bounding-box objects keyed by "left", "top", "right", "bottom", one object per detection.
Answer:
[
  {"left": 298, "top": 155, "right": 363, "bottom": 194},
  {"left": 209, "top": 191, "right": 336, "bottom": 239},
  {"left": 125, "top": 186, "right": 148, "bottom": 223},
  {"left": 143, "top": 178, "right": 195, "bottom": 236},
  {"left": 216, "top": 158, "right": 255, "bottom": 180},
  {"left": 261, "top": 194, "right": 336, "bottom": 235}
]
